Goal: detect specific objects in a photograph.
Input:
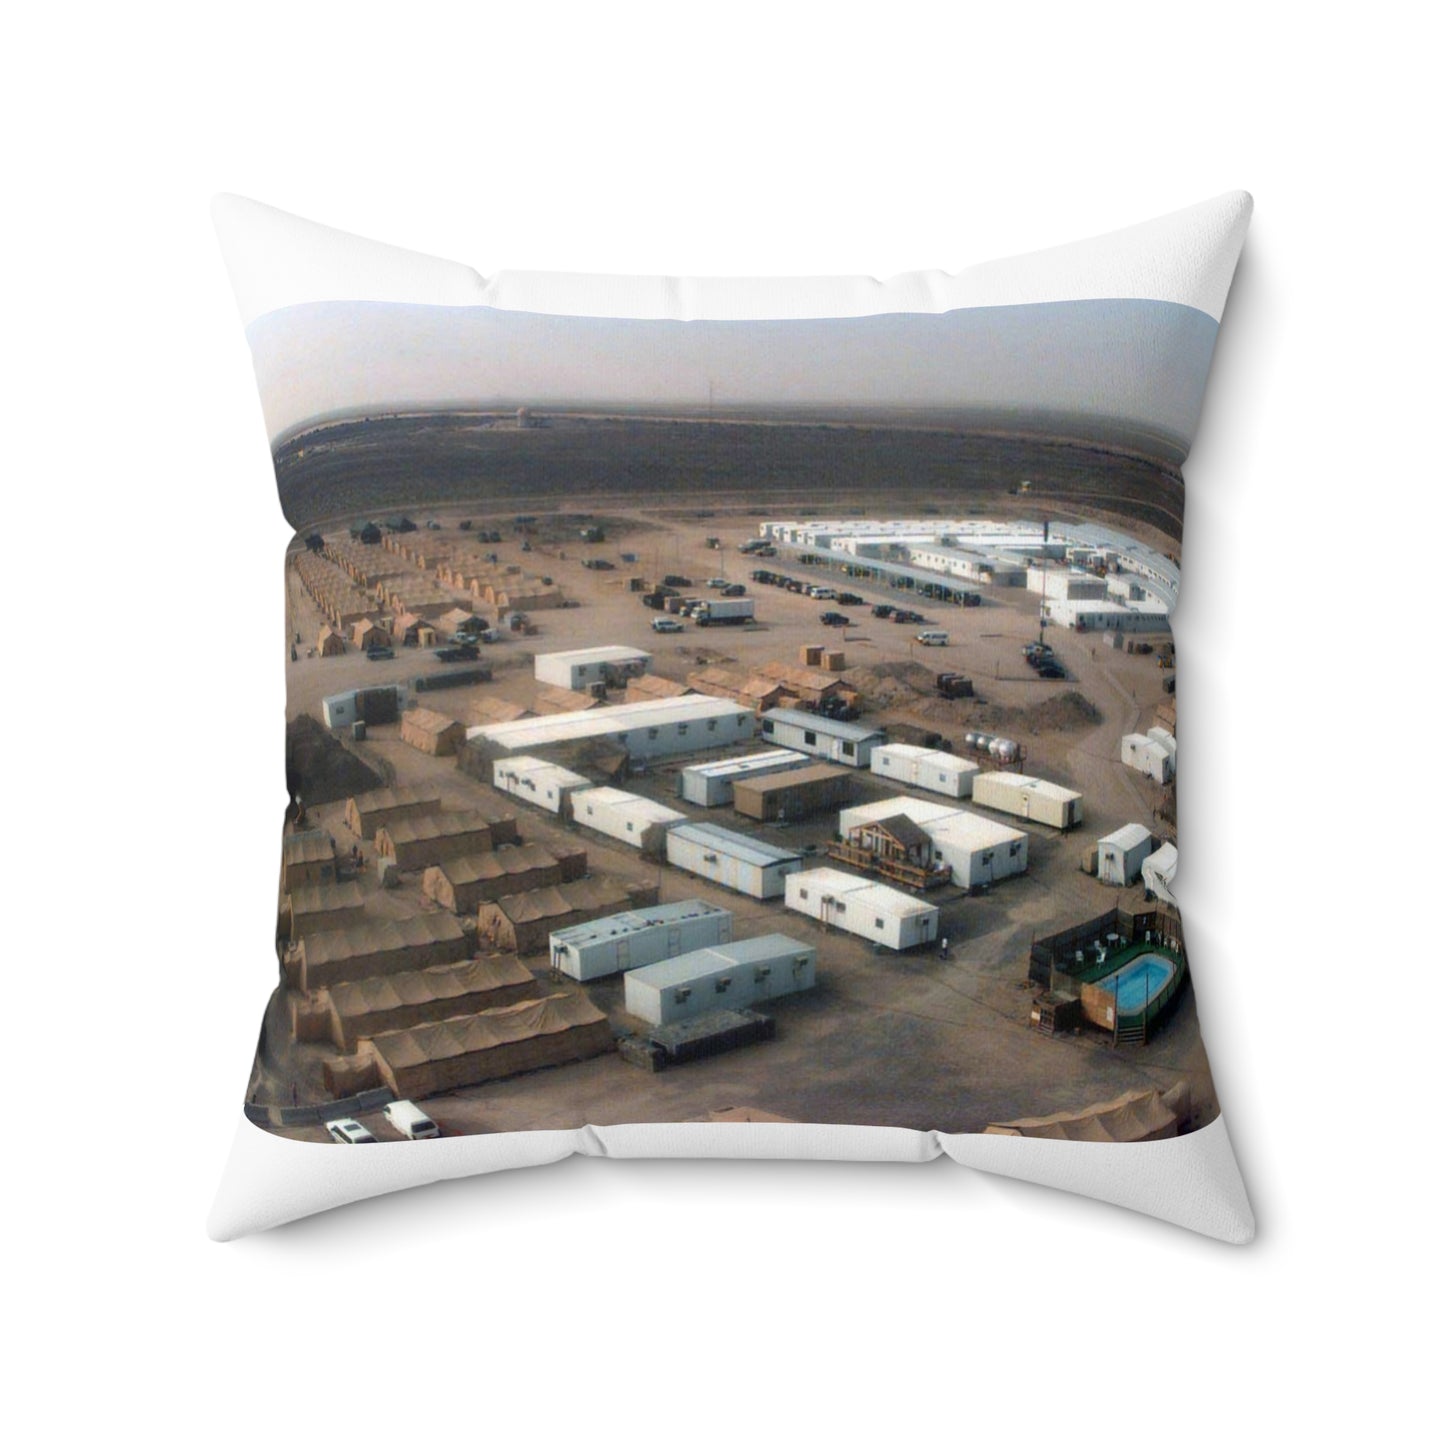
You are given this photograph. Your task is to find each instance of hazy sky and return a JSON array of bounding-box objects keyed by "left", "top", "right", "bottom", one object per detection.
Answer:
[{"left": 247, "top": 297, "right": 1218, "bottom": 458}]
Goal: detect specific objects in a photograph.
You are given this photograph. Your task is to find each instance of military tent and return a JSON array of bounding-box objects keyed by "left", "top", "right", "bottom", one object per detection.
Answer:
[
  {"left": 298, "top": 912, "right": 471, "bottom": 991},
  {"left": 477, "top": 876, "right": 659, "bottom": 955},
  {"left": 317, "top": 626, "right": 345, "bottom": 656},
  {"left": 344, "top": 786, "right": 444, "bottom": 840},
  {"left": 421, "top": 843, "right": 588, "bottom": 914},
  {"left": 375, "top": 810, "right": 520, "bottom": 871},
  {"left": 283, "top": 879, "right": 365, "bottom": 941},
  {"left": 983, "top": 1084, "right": 1188, "bottom": 1142},
  {"left": 400, "top": 706, "right": 466, "bottom": 757}
]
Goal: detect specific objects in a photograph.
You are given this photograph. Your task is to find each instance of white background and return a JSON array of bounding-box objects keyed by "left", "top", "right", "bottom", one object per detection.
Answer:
[{"left": 8, "top": 3, "right": 1433, "bottom": 1439}]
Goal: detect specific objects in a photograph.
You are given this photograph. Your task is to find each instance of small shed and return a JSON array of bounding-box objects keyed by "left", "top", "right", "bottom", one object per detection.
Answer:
[
  {"left": 550, "top": 899, "right": 733, "bottom": 982},
  {"left": 1121, "top": 733, "right": 1175, "bottom": 784},
  {"left": 665, "top": 823, "right": 805, "bottom": 900},
  {"left": 623, "top": 934, "right": 818, "bottom": 1026},
  {"left": 1097, "top": 823, "right": 1154, "bottom": 886}
]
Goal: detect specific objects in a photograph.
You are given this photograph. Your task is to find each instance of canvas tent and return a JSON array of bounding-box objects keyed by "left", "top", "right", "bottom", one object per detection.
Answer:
[
  {"left": 476, "top": 877, "right": 659, "bottom": 954},
  {"left": 421, "top": 843, "right": 588, "bottom": 914},
  {"left": 400, "top": 707, "right": 466, "bottom": 757},
  {"left": 297, "top": 912, "right": 471, "bottom": 991},
  {"left": 356, "top": 992, "right": 613, "bottom": 1099},
  {"left": 375, "top": 810, "right": 520, "bottom": 871},
  {"left": 283, "top": 880, "right": 365, "bottom": 941},
  {"left": 344, "top": 786, "right": 444, "bottom": 840},
  {"left": 318, "top": 956, "right": 538, "bottom": 1050},
  {"left": 983, "top": 1085, "right": 1188, "bottom": 1142},
  {"left": 280, "top": 829, "right": 337, "bottom": 890}
]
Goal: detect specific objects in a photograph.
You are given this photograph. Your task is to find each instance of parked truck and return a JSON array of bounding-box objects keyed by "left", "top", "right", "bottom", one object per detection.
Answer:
[{"left": 694, "top": 597, "right": 756, "bottom": 627}]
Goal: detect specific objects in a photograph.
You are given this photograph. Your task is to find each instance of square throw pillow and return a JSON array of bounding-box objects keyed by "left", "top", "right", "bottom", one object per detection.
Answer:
[{"left": 209, "top": 192, "right": 1253, "bottom": 1242}]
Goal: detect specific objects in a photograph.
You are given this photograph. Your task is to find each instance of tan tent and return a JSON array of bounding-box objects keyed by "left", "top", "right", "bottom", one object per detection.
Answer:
[
  {"left": 344, "top": 786, "right": 444, "bottom": 840},
  {"left": 400, "top": 707, "right": 466, "bottom": 757},
  {"left": 283, "top": 880, "right": 366, "bottom": 941},
  {"left": 375, "top": 810, "right": 520, "bottom": 871},
  {"left": 983, "top": 1085, "right": 1187, "bottom": 1142},
  {"left": 477, "top": 876, "right": 660, "bottom": 955},
  {"left": 625, "top": 674, "right": 693, "bottom": 704},
  {"left": 421, "top": 843, "right": 588, "bottom": 914},
  {"left": 319, "top": 956, "right": 538, "bottom": 1050},
  {"left": 351, "top": 620, "right": 389, "bottom": 651},
  {"left": 465, "top": 697, "right": 531, "bottom": 727},
  {"left": 297, "top": 912, "right": 472, "bottom": 991},
  {"left": 531, "top": 682, "right": 600, "bottom": 715},
  {"left": 706, "top": 1106, "right": 798, "bottom": 1123},
  {"left": 317, "top": 626, "right": 345, "bottom": 656},
  {"left": 357, "top": 992, "right": 613, "bottom": 1099},
  {"left": 280, "top": 829, "right": 336, "bottom": 891}
]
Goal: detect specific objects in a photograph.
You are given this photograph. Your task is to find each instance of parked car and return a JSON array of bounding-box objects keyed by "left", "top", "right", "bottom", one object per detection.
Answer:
[
  {"left": 651, "top": 616, "right": 684, "bottom": 632},
  {"left": 706, "top": 577, "right": 729, "bottom": 589},
  {"left": 808, "top": 586, "right": 837, "bottom": 600},
  {"left": 662, "top": 574, "right": 692, "bottom": 587},
  {"left": 383, "top": 1101, "right": 440, "bottom": 1140},
  {"left": 916, "top": 630, "right": 949, "bottom": 646},
  {"left": 326, "top": 1118, "right": 377, "bottom": 1144},
  {"left": 820, "top": 611, "right": 851, "bottom": 627},
  {"left": 365, "top": 645, "right": 395, "bottom": 661},
  {"left": 838, "top": 592, "right": 864, "bottom": 606},
  {"left": 872, "top": 603, "right": 896, "bottom": 618},
  {"left": 892, "top": 609, "right": 924, "bottom": 624},
  {"left": 1035, "top": 661, "right": 1068, "bottom": 679},
  {"left": 721, "top": 583, "right": 746, "bottom": 597}
]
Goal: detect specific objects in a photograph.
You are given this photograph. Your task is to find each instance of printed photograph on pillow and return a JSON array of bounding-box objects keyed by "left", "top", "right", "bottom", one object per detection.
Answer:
[{"left": 241, "top": 277, "right": 1219, "bottom": 1151}]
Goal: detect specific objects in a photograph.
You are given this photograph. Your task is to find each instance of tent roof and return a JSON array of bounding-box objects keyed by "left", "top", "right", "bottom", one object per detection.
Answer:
[
  {"left": 348, "top": 786, "right": 442, "bottom": 817},
  {"left": 379, "top": 810, "right": 512, "bottom": 846},
  {"left": 490, "top": 877, "right": 636, "bottom": 924},
  {"left": 428, "top": 844, "right": 574, "bottom": 887},
  {"left": 366, "top": 992, "right": 607, "bottom": 1068},
  {"left": 299, "top": 912, "right": 465, "bottom": 966},
  {"left": 983, "top": 1088, "right": 1181, "bottom": 1142},
  {"left": 324, "top": 956, "right": 533, "bottom": 1020}
]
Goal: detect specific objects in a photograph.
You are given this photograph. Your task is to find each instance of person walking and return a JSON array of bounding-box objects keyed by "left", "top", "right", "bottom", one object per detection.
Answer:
[{"left": 939, "top": 936, "right": 950, "bottom": 961}]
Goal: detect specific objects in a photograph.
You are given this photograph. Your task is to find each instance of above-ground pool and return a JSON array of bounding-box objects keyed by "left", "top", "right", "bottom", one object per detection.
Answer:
[{"left": 1100, "top": 952, "right": 1176, "bottom": 1016}]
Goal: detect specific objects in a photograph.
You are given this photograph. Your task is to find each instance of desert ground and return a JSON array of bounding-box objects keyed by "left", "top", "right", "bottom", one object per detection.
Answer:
[{"left": 262, "top": 450, "right": 1205, "bottom": 1145}]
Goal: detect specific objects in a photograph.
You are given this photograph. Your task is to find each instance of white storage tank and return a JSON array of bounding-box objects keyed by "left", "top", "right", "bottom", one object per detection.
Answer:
[
  {"left": 624, "top": 934, "right": 817, "bottom": 1026},
  {"left": 550, "top": 899, "right": 733, "bottom": 982}
]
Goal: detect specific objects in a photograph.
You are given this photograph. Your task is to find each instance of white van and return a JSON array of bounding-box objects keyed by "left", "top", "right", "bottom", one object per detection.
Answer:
[
  {"left": 916, "top": 630, "right": 950, "bottom": 646},
  {"left": 383, "top": 1100, "right": 440, "bottom": 1140}
]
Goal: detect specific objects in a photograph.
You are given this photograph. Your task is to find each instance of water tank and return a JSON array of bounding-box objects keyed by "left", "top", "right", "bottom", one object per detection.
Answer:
[
  {"left": 970, "top": 732, "right": 995, "bottom": 753},
  {"left": 991, "top": 737, "right": 1019, "bottom": 762}
]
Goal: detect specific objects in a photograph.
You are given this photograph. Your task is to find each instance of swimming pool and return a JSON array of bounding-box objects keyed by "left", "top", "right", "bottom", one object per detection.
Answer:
[{"left": 1100, "top": 952, "right": 1176, "bottom": 1015}]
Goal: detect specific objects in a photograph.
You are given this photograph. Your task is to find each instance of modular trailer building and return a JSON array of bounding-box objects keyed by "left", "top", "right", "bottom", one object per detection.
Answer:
[
  {"left": 783, "top": 867, "right": 940, "bottom": 951},
  {"left": 492, "top": 755, "right": 591, "bottom": 815},
  {"left": 1121, "top": 732, "right": 1176, "bottom": 784},
  {"left": 869, "top": 744, "right": 979, "bottom": 799},
  {"left": 534, "top": 645, "right": 651, "bottom": 691},
  {"left": 971, "top": 772, "right": 1084, "bottom": 829},
  {"left": 677, "top": 748, "right": 810, "bottom": 807},
  {"left": 1097, "top": 823, "right": 1154, "bottom": 886},
  {"left": 467, "top": 695, "right": 756, "bottom": 763},
  {"left": 732, "top": 763, "right": 852, "bottom": 822},
  {"left": 838, "top": 796, "right": 967, "bottom": 838},
  {"left": 758, "top": 708, "right": 886, "bottom": 768},
  {"left": 927, "top": 812, "right": 1029, "bottom": 888},
  {"left": 624, "top": 934, "right": 818, "bottom": 1026},
  {"left": 665, "top": 823, "right": 806, "bottom": 899},
  {"left": 550, "top": 899, "right": 733, "bottom": 982},
  {"left": 570, "top": 787, "right": 687, "bottom": 857}
]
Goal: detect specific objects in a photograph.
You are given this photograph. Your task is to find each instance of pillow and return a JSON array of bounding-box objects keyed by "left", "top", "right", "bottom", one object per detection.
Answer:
[{"left": 209, "top": 192, "right": 1254, "bottom": 1242}]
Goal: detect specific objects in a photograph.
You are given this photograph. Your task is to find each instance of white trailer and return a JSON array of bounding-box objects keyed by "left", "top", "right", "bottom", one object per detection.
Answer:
[
  {"left": 677, "top": 749, "right": 810, "bottom": 807},
  {"left": 759, "top": 709, "right": 886, "bottom": 768},
  {"left": 1097, "top": 823, "right": 1154, "bottom": 886},
  {"left": 694, "top": 597, "right": 755, "bottom": 626},
  {"left": 665, "top": 822, "right": 804, "bottom": 900},
  {"left": 550, "top": 899, "right": 733, "bottom": 982},
  {"left": 869, "top": 744, "right": 978, "bottom": 799},
  {"left": 624, "top": 934, "right": 817, "bottom": 1026},
  {"left": 534, "top": 645, "right": 651, "bottom": 691},
  {"left": 492, "top": 755, "right": 590, "bottom": 815},
  {"left": 1121, "top": 733, "right": 1175, "bottom": 784},
  {"left": 927, "top": 811, "right": 1029, "bottom": 887},
  {"left": 570, "top": 787, "right": 686, "bottom": 857},
  {"left": 971, "top": 772, "right": 1084, "bottom": 829},
  {"left": 783, "top": 867, "right": 940, "bottom": 952}
]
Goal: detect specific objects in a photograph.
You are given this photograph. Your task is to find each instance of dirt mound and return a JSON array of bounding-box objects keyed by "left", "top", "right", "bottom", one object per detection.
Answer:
[
  {"left": 963, "top": 690, "right": 1103, "bottom": 735},
  {"left": 844, "top": 660, "right": 938, "bottom": 709},
  {"left": 286, "top": 715, "right": 386, "bottom": 806}
]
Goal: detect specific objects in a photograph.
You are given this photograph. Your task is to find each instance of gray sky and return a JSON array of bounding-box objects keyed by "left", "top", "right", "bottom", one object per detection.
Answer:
[{"left": 247, "top": 297, "right": 1218, "bottom": 460}]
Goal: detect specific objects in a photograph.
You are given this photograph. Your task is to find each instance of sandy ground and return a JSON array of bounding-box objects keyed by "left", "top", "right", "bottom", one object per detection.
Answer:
[{"left": 268, "top": 494, "right": 1204, "bottom": 1144}]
